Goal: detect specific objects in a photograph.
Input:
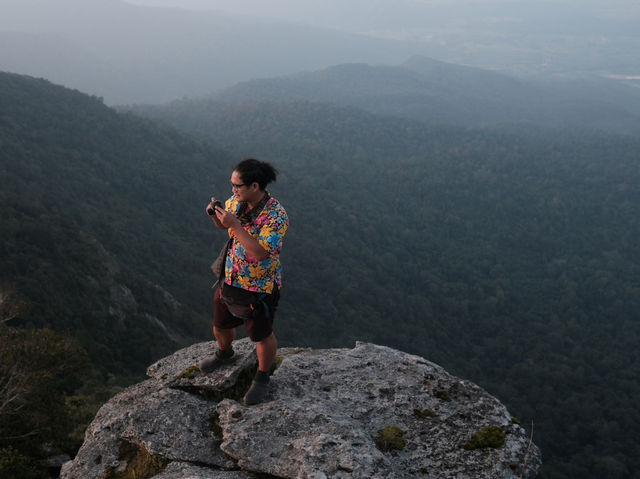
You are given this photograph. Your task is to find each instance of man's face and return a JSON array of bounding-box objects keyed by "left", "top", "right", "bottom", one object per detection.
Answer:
[{"left": 231, "top": 170, "right": 253, "bottom": 202}]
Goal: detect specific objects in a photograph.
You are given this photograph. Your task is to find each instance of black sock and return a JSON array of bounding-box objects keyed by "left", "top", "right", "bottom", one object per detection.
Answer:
[{"left": 255, "top": 370, "right": 270, "bottom": 383}]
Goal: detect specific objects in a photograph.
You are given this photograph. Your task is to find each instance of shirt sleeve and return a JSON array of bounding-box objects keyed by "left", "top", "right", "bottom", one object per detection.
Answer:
[{"left": 257, "top": 206, "right": 289, "bottom": 254}]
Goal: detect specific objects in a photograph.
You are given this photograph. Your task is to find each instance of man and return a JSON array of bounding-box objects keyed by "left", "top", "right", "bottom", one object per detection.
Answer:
[{"left": 199, "top": 158, "right": 289, "bottom": 405}]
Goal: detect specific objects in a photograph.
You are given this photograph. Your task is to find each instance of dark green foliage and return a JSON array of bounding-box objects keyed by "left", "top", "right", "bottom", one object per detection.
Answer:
[
  {"left": 463, "top": 426, "right": 506, "bottom": 450},
  {"left": 0, "top": 327, "right": 91, "bottom": 477},
  {"left": 134, "top": 97, "right": 640, "bottom": 479},
  {"left": 0, "top": 446, "right": 41, "bottom": 479},
  {"left": 0, "top": 71, "right": 229, "bottom": 474},
  {"left": 0, "top": 328, "right": 88, "bottom": 447},
  {"left": 0, "top": 204, "right": 191, "bottom": 375},
  {"left": 374, "top": 426, "right": 407, "bottom": 452},
  {"left": 0, "top": 70, "right": 229, "bottom": 323},
  {"left": 3, "top": 72, "right": 640, "bottom": 479}
]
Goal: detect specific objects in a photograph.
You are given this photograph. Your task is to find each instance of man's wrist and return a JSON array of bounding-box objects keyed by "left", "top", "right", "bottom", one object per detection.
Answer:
[{"left": 229, "top": 222, "right": 244, "bottom": 234}]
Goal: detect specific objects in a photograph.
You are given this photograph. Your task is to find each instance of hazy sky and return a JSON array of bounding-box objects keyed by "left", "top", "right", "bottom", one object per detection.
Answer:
[
  {"left": 2, "top": 0, "right": 639, "bottom": 103},
  {"left": 123, "top": 0, "right": 640, "bottom": 32}
]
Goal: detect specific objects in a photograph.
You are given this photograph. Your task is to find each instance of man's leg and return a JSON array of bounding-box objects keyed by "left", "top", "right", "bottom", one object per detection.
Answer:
[
  {"left": 200, "top": 287, "right": 242, "bottom": 373},
  {"left": 256, "top": 332, "right": 277, "bottom": 372},
  {"left": 214, "top": 326, "right": 236, "bottom": 351},
  {"left": 244, "top": 332, "right": 277, "bottom": 405},
  {"left": 243, "top": 289, "right": 279, "bottom": 405},
  {"left": 199, "top": 326, "right": 237, "bottom": 373}
]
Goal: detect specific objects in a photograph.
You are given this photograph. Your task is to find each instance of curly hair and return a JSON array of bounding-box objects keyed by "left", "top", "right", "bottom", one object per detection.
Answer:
[{"left": 234, "top": 158, "right": 278, "bottom": 190}]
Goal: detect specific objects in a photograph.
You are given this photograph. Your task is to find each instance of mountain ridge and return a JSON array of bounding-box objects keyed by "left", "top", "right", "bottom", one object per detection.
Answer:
[{"left": 207, "top": 56, "right": 640, "bottom": 134}]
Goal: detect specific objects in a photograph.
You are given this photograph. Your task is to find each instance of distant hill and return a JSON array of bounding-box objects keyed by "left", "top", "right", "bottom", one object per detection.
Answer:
[
  {"left": 0, "top": 71, "right": 235, "bottom": 373},
  {"left": 3, "top": 0, "right": 639, "bottom": 106},
  {"left": 209, "top": 56, "right": 640, "bottom": 135}
]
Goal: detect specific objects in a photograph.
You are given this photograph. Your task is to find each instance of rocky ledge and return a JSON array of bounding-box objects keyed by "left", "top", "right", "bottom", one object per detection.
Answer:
[{"left": 61, "top": 339, "right": 541, "bottom": 478}]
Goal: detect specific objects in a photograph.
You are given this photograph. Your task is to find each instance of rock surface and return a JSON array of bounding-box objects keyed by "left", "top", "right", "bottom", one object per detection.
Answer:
[{"left": 61, "top": 339, "right": 541, "bottom": 479}]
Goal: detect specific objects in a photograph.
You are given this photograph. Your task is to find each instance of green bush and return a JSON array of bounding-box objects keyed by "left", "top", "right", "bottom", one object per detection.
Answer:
[
  {"left": 0, "top": 447, "right": 41, "bottom": 479},
  {"left": 463, "top": 426, "right": 506, "bottom": 450},
  {"left": 374, "top": 426, "right": 407, "bottom": 452}
]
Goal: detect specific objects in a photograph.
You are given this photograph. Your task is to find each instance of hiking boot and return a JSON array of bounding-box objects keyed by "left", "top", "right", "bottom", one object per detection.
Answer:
[
  {"left": 243, "top": 379, "right": 270, "bottom": 405},
  {"left": 198, "top": 348, "right": 234, "bottom": 373}
]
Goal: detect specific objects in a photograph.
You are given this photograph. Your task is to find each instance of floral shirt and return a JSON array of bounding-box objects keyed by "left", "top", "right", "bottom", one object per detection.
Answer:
[{"left": 224, "top": 194, "right": 289, "bottom": 294}]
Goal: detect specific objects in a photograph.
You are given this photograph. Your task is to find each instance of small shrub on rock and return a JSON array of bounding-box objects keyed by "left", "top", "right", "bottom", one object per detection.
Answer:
[
  {"left": 374, "top": 426, "right": 407, "bottom": 452},
  {"left": 463, "top": 426, "right": 506, "bottom": 450}
]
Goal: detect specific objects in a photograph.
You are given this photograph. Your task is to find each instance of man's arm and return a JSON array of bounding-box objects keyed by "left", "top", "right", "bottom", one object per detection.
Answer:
[{"left": 215, "top": 207, "right": 269, "bottom": 261}]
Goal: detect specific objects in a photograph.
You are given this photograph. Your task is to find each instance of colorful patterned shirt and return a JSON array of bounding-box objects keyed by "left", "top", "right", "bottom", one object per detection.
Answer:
[{"left": 224, "top": 194, "right": 289, "bottom": 294}]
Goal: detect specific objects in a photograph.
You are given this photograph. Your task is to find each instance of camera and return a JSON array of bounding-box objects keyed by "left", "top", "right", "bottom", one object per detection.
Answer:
[{"left": 207, "top": 200, "right": 223, "bottom": 216}]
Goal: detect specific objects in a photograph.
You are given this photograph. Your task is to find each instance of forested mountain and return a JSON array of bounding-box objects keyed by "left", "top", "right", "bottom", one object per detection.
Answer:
[
  {"left": 0, "top": 71, "right": 238, "bottom": 363},
  {"left": 131, "top": 98, "right": 640, "bottom": 479},
  {"left": 207, "top": 56, "right": 640, "bottom": 135},
  {"left": 0, "top": 71, "right": 237, "bottom": 474},
  {"left": 2, "top": 71, "right": 640, "bottom": 478}
]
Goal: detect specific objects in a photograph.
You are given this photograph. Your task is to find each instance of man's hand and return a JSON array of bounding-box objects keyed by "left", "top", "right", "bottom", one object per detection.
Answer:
[
  {"left": 207, "top": 197, "right": 226, "bottom": 229},
  {"left": 215, "top": 207, "right": 241, "bottom": 229},
  {"left": 206, "top": 197, "right": 222, "bottom": 215},
  {"left": 209, "top": 199, "right": 268, "bottom": 261}
]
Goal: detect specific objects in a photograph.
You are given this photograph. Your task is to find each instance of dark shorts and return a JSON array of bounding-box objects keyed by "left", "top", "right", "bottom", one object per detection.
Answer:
[{"left": 213, "top": 285, "right": 279, "bottom": 342}]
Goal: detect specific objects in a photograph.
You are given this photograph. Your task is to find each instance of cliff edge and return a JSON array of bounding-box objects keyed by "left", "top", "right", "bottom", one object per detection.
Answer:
[{"left": 61, "top": 339, "right": 541, "bottom": 478}]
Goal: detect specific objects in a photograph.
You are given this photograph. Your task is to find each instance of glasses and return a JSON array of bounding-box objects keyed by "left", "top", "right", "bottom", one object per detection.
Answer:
[{"left": 231, "top": 183, "right": 247, "bottom": 191}]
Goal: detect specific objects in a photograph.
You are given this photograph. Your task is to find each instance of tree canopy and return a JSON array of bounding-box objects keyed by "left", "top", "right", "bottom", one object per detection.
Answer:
[{"left": 2, "top": 71, "right": 639, "bottom": 478}]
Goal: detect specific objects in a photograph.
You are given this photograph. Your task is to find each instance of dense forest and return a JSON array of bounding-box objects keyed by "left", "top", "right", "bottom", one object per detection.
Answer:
[
  {"left": 0, "top": 72, "right": 230, "bottom": 476},
  {"left": 1, "top": 72, "right": 640, "bottom": 478},
  {"left": 133, "top": 98, "right": 640, "bottom": 479}
]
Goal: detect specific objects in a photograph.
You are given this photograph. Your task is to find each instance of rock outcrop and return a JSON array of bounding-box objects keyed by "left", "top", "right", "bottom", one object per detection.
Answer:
[{"left": 61, "top": 339, "right": 541, "bottom": 478}]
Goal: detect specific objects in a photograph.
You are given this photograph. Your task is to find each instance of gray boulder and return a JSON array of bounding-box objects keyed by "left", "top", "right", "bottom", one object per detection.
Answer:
[{"left": 61, "top": 339, "right": 541, "bottom": 478}]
